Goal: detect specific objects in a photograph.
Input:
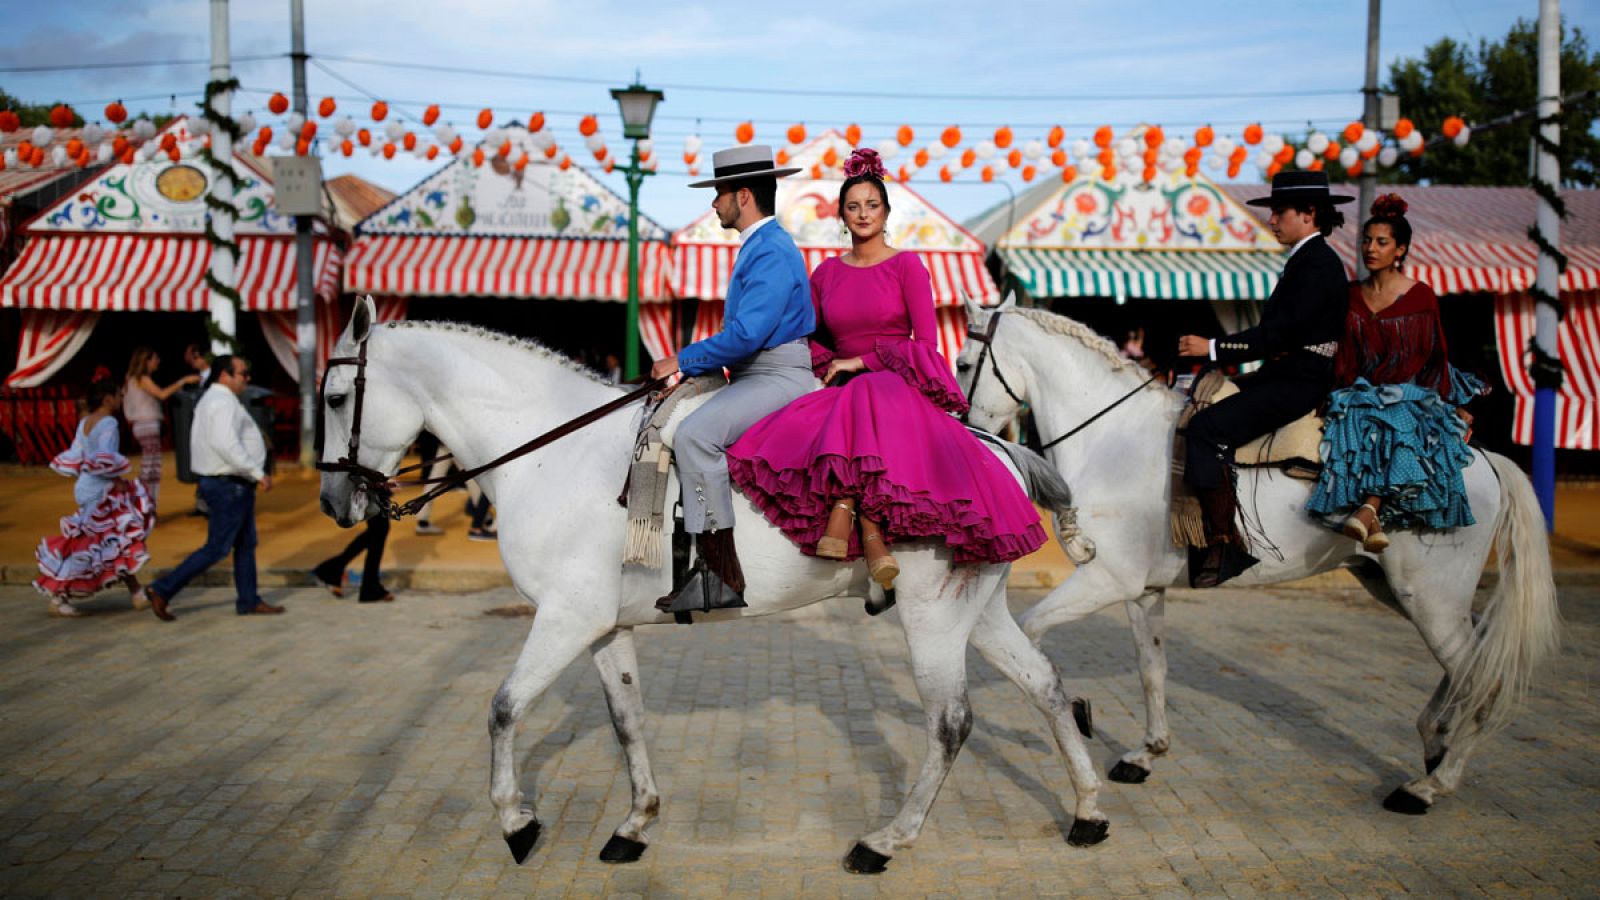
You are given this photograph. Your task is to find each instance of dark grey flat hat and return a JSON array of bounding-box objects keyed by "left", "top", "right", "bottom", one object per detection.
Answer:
[
  {"left": 1246, "top": 170, "right": 1357, "bottom": 206},
  {"left": 687, "top": 144, "right": 802, "bottom": 188}
]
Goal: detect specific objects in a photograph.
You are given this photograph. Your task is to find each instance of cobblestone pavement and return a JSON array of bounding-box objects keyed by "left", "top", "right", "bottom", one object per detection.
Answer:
[{"left": 1, "top": 581, "right": 1595, "bottom": 898}]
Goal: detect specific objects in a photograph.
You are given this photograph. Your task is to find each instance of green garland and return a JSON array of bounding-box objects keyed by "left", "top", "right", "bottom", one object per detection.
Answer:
[
  {"left": 198, "top": 76, "right": 244, "bottom": 354},
  {"left": 1527, "top": 106, "right": 1567, "bottom": 392}
]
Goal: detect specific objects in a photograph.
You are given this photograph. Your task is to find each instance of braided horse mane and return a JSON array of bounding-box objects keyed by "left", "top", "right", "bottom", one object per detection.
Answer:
[
  {"left": 1005, "top": 306, "right": 1162, "bottom": 390},
  {"left": 380, "top": 319, "right": 610, "bottom": 386}
]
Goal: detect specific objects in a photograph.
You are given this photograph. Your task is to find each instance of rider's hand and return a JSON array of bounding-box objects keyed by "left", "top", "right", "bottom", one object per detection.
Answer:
[
  {"left": 650, "top": 355, "right": 679, "bottom": 381},
  {"left": 1177, "top": 335, "right": 1210, "bottom": 358},
  {"left": 1457, "top": 407, "right": 1474, "bottom": 443},
  {"left": 823, "top": 356, "right": 866, "bottom": 385},
  {"left": 259, "top": 474, "right": 273, "bottom": 492}
]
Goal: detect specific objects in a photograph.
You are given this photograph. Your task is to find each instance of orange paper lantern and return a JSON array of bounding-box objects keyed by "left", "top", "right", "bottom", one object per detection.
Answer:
[
  {"left": 1274, "top": 145, "right": 1294, "bottom": 164},
  {"left": 1361, "top": 143, "right": 1379, "bottom": 159},
  {"left": 1021, "top": 165, "right": 1036, "bottom": 182},
  {"left": 168, "top": 145, "right": 182, "bottom": 162},
  {"left": 1324, "top": 142, "right": 1341, "bottom": 160},
  {"left": 810, "top": 163, "right": 822, "bottom": 179},
  {"left": 786, "top": 124, "right": 806, "bottom": 145},
  {"left": 528, "top": 111, "right": 545, "bottom": 132},
  {"left": 775, "top": 148, "right": 789, "bottom": 165},
  {"left": 341, "top": 139, "right": 354, "bottom": 157},
  {"left": 112, "top": 136, "right": 129, "bottom": 155},
  {"left": 477, "top": 108, "right": 494, "bottom": 130},
  {"left": 1347, "top": 159, "right": 1364, "bottom": 176},
  {"left": 1004, "top": 149, "right": 1020, "bottom": 168},
  {"left": 450, "top": 136, "right": 464, "bottom": 154},
  {"left": 1194, "top": 125, "right": 1214, "bottom": 147},
  {"left": 471, "top": 147, "right": 484, "bottom": 166},
  {"left": 1441, "top": 115, "right": 1465, "bottom": 138},
  {"left": 1227, "top": 161, "right": 1242, "bottom": 179},
  {"left": 318, "top": 97, "right": 336, "bottom": 118},
  {"left": 121, "top": 147, "right": 136, "bottom": 164},
  {"left": 1097, "top": 148, "right": 1114, "bottom": 168},
  {"left": 1100, "top": 164, "right": 1116, "bottom": 181},
  {"left": 104, "top": 101, "right": 127, "bottom": 124},
  {"left": 1183, "top": 147, "right": 1202, "bottom": 165},
  {"left": 822, "top": 147, "right": 838, "bottom": 167},
  {"left": 426, "top": 145, "right": 439, "bottom": 160},
  {"left": 897, "top": 165, "right": 910, "bottom": 182},
  {"left": 994, "top": 126, "right": 1013, "bottom": 149},
  {"left": 1060, "top": 164, "right": 1078, "bottom": 182},
  {"left": 295, "top": 139, "right": 310, "bottom": 157},
  {"left": 845, "top": 123, "right": 862, "bottom": 146},
  {"left": 371, "top": 100, "right": 389, "bottom": 122},
  {"left": 897, "top": 125, "right": 914, "bottom": 146},
  {"left": 735, "top": 121, "right": 754, "bottom": 143},
  {"left": 1185, "top": 163, "right": 1198, "bottom": 177},
  {"left": 1242, "top": 123, "right": 1263, "bottom": 145},
  {"left": 515, "top": 152, "right": 528, "bottom": 171},
  {"left": 300, "top": 121, "right": 317, "bottom": 141},
  {"left": 1342, "top": 121, "right": 1364, "bottom": 143},
  {"left": 1144, "top": 126, "right": 1164, "bottom": 148},
  {"left": 0, "top": 110, "right": 20, "bottom": 132},
  {"left": 403, "top": 132, "right": 417, "bottom": 151},
  {"left": 1309, "top": 159, "right": 1324, "bottom": 172},
  {"left": 961, "top": 148, "right": 977, "bottom": 168},
  {"left": 914, "top": 148, "right": 929, "bottom": 167},
  {"left": 269, "top": 93, "right": 289, "bottom": 115},
  {"left": 49, "top": 104, "right": 74, "bottom": 128},
  {"left": 544, "top": 142, "right": 558, "bottom": 159},
  {"left": 498, "top": 139, "right": 512, "bottom": 158},
  {"left": 382, "top": 142, "right": 397, "bottom": 159},
  {"left": 65, "top": 138, "right": 83, "bottom": 158},
  {"left": 1142, "top": 165, "right": 1156, "bottom": 182},
  {"left": 559, "top": 155, "right": 571, "bottom": 171},
  {"left": 1093, "top": 125, "right": 1113, "bottom": 148},
  {"left": 1266, "top": 161, "right": 1282, "bottom": 178},
  {"left": 357, "top": 128, "right": 371, "bottom": 147},
  {"left": 423, "top": 104, "right": 441, "bottom": 126},
  {"left": 1047, "top": 125, "right": 1065, "bottom": 148},
  {"left": 980, "top": 165, "right": 994, "bottom": 182},
  {"left": 941, "top": 126, "right": 961, "bottom": 148},
  {"left": 939, "top": 166, "right": 953, "bottom": 182},
  {"left": 1051, "top": 149, "right": 1067, "bottom": 167},
  {"left": 1393, "top": 118, "right": 1414, "bottom": 139},
  {"left": 593, "top": 145, "right": 608, "bottom": 162},
  {"left": 1410, "top": 143, "right": 1425, "bottom": 158}
]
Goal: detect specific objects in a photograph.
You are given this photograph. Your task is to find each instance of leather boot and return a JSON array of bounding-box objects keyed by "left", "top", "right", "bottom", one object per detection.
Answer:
[
  {"left": 817, "top": 499, "right": 856, "bottom": 560},
  {"left": 1191, "top": 486, "right": 1257, "bottom": 589},
  {"left": 860, "top": 516, "right": 899, "bottom": 589},
  {"left": 659, "top": 528, "right": 748, "bottom": 614}
]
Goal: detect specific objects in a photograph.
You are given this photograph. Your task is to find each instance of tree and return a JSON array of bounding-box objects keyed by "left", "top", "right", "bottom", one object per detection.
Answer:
[
  {"left": 0, "top": 87, "right": 177, "bottom": 131},
  {"left": 1384, "top": 19, "right": 1599, "bottom": 187}
]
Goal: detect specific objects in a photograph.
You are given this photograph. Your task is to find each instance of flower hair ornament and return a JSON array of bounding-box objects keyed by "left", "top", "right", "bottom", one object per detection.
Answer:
[
  {"left": 843, "top": 147, "right": 887, "bottom": 180},
  {"left": 1371, "top": 193, "right": 1408, "bottom": 218},
  {"left": 91, "top": 365, "right": 114, "bottom": 383}
]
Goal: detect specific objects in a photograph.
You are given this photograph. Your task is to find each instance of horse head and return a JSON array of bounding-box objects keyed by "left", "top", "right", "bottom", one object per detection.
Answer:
[
  {"left": 955, "top": 291, "right": 1029, "bottom": 434},
  {"left": 318, "top": 295, "right": 425, "bottom": 527}
]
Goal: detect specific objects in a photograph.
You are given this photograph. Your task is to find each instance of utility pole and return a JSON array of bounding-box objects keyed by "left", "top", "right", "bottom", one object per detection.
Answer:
[
  {"left": 206, "top": 0, "right": 237, "bottom": 353},
  {"left": 1531, "top": 0, "right": 1563, "bottom": 527},
  {"left": 1357, "top": 0, "right": 1380, "bottom": 273},
  {"left": 291, "top": 0, "right": 317, "bottom": 467}
]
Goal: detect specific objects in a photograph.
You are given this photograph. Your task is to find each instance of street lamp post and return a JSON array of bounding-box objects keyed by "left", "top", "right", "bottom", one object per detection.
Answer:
[{"left": 611, "top": 78, "right": 664, "bottom": 381}]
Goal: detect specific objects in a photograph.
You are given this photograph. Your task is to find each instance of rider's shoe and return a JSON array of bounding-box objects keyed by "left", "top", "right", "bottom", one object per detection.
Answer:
[
  {"left": 816, "top": 500, "right": 856, "bottom": 560},
  {"left": 860, "top": 517, "right": 899, "bottom": 589},
  {"left": 657, "top": 529, "right": 747, "bottom": 614},
  {"left": 1190, "top": 486, "right": 1257, "bottom": 588}
]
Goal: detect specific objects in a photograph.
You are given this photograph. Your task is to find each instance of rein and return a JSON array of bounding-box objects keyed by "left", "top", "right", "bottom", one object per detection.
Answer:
[
  {"left": 316, "top": 337, "right": 664, "bottom": 519},
  {"left": 964, "top": 309, "right": 1161, "bottom": 452}
]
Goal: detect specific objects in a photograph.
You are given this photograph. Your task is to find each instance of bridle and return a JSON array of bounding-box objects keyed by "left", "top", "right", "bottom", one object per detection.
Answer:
[
  {"left": 963, "top": 309, "right": 1162, "bottom": 452},
  {"left": 315, "top": 334, "right": 664, "bottom": 520}
]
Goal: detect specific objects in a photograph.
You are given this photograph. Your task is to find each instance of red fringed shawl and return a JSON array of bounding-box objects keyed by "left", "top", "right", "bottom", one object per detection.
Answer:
[{"left": 1333, "top": 280, "right": 1457, "bottom": 401}]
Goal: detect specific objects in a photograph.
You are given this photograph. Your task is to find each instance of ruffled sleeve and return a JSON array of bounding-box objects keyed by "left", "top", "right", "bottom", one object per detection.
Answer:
[
  {"left": 866, "top": 254, "right": 968, "bottom": 414},
  {"left": 807, "top": 266, "right": 835, "bottom": 380},
  {"left": 50, "top": 418, "right": 131, "bottom": 478}
]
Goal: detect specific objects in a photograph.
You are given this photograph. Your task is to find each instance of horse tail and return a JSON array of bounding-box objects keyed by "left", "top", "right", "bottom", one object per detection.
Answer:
[
  {"left": 1445, "top": 451, "right": 1563, "bottom": 737},
  {"left": 987, "top": 436, "right": 1097, "bottom": 565}
]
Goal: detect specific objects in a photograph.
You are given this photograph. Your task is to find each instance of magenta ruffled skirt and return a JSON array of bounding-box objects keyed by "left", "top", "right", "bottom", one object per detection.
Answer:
[{"left": 728, "top": 372, "right": 1047, "bottom": 563}]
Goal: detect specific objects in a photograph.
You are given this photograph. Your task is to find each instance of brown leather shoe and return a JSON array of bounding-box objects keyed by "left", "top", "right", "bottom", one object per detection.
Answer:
[
  {"left": 241, "top": 601, "right": 286, "bottom": 615},
  {"left": 147, "top": 588, "right": 175, "bottom": 622}
]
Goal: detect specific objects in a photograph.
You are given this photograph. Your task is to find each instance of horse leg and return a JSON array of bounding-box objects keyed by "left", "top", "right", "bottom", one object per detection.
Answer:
[
  {"left": 843, "top": 565, "right": 986, "bottom": 874},
  {"left": 968, "top": 582, "right": 1110, "bottom": 847},
  {"left": 590, "top": 628, "right": 660, "bottom": 863},
  {"left": 1017, "top": 562, "right": 1139, "bottom": 644},
  {"left": 1108, "top": 589, "right": 1170, "bottom": 784},
  {"left": 489, "top": 610, "right": 613, "bottom": 863}
]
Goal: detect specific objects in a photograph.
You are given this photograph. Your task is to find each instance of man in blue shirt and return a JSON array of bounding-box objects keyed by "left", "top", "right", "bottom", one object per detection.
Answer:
[{"left": 650, "top": 145, "right": 814, "bottom": 612}]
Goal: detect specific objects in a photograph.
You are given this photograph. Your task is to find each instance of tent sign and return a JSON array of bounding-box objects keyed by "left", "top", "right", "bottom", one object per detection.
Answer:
[{"left": 274, "top": 157, "right": 324, "bottom": 216}]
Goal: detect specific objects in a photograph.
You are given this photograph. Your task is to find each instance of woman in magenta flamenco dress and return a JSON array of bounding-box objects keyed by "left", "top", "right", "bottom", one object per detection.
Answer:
[{"left": 727, "top": 148, "right": 1047, "bottom": 589}]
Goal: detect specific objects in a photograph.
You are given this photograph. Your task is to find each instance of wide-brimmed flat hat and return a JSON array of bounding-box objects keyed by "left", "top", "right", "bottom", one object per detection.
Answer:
[
  {"left": 1246, "top": 170, "right": 1356, "bottom": 207},
  {"left": 687, "top": 144, "right": 801, "bottom": 188}
]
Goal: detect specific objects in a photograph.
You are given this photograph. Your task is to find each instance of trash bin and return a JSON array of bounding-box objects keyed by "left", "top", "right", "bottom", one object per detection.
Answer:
[{"left": 172, "top": 385, "right": 277, "bottom": 483}]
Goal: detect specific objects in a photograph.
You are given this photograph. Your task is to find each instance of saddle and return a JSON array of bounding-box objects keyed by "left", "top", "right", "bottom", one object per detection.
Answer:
[{"left": 1169, "top": 370, "right": 1324, "bottom": 548}]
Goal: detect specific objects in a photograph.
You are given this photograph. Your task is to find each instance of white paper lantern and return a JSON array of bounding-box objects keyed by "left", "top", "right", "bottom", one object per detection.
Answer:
[
  {"left": 1295, "top": 149, "right": 1314, "bottom": 169},
  {"left": 876, "top": 138, "right": 899, "bottom": 160},
  {"left": 1453, "top": 125, "right": 1471, "bottom": 147},
  {"left": 413, "top": 143, "right": 429, "bottom": 158},
  {"left": 1023, "top": 139, "right": 1044, "bottom": 160},
  {"left": 684, "top": 134, "right": 702, "bottom": 156},
  {"left": 1306, "top": 132, "right": 1329, "bottom": 154},
  {"left": 434, "top": 124, "right": 456, "bottom": 145},
  {"left": 278, "top": 129, "right": 296, "bottom": 150},
  {"left": 928, "top": 142, "right": 947, "bottom": 160},
  {"left": 975, "top": 140, "right": 995, "bottom": 160},
  {"left": 1161, "top": 155, "right": 1182, "bottom": 173},
  {"left": 1070, "top": 138, "right": 1091, "bottom": 160},
  {"left": 335, "top": 116, "right": 356, "bottom": 138},
  {"left": 1212, "top": 136, "right": 1234, "bottom": 159},
  {"left": 179, "top": 140, "right": 198, "bottom": 159},
  {"left": 188, "top": 117, "right": 210, "bottom": 137},
  {"left": 81, "top": 123, "right": 103, "bottom": 145},
  {"left": 32, "top": 125, "right": 53, "bottom": 146},
  {"left": 1338, "top": 146, "right": 1359, "bottom": 169},
  {"left": 1356, "top": 131, "right": 1379, "bottom": 152},
  {"left": 236, "top": 112, "right": 256, "bottom": 135},
  {"left": 133, "top": 119, "right": 156, "bottom": 139},
  {"left": 385, "top": 120, "right": 405, "bottom": 142},
  {"left": 584, "top": 133, "right": 605, "bottom": 152},
  {"left": 287, "top": 112, "right": 305, "bottom": 133},
  {"left": 97, "top": 141, "right": 113, "bottom": 162},
  {"left": 1262, "top": 133, "right": 1284, "bottom": 155},
  {"left": 1401, "top": 131, "right": 1423, "bottom": 151},
  {"left": 1205, "top": 155, "right": 1224, "bottom": 171},
  {"left": 4, "top": 149, "right": 18, "bottom": 167},
  {"left": 1378, "top": 146, "right": 1399, "bottom": 168},
  {"left": 51, "top": 145, "right": 68, "bottom": 167},
  {"left": 637, "top": 138, "right": 653, "bottom": 158},
  {"left": 1256, "top": 150, "right": 1276, "bottom": 169},
  {"left": 1115, "top": 137, "right": 1137, "bottom": 158},
  {"left": 1167, "top": 136, "right": 1188, "bottom": 155}
]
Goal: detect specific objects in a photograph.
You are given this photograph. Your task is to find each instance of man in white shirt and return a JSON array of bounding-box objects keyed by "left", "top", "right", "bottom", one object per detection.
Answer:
[{"left": 145, "top": 355, "right": 284, "bottom": 620}]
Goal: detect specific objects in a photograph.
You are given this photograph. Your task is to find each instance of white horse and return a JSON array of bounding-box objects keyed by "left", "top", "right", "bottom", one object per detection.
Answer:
[
  {"left": 316, "top": 297, "right": 1107, "bottom": 873},
  {"left": 955, "top": 296, "right": 1561, "bottom": 814}
]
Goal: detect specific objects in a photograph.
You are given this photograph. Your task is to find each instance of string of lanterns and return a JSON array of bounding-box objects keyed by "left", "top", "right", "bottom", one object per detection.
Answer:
[{"left": 0, "top": 96, "right": 1473, "bottom": 186}]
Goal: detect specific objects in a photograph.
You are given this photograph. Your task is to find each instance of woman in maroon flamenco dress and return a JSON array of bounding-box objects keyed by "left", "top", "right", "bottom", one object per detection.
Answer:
[{"left": 727, "top": 149, "right": 1047, "bottom": 592}]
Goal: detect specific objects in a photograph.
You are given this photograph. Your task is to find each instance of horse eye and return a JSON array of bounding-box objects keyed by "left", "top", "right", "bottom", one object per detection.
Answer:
[
  {"left": 327, "top": 394, "right": 346, "bottom": 409},
  {"left": 955, "top": 362, "right": 972, "bottom": 373}
]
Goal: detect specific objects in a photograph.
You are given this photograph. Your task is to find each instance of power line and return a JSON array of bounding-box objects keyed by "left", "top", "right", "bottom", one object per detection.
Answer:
[{"left": 0, "top": 54, "right": 284, "bottom": 73}]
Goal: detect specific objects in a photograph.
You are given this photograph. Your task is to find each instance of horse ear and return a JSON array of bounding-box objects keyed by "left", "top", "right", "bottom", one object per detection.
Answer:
[
  {"left": 343, "top": 294, "right": 377, "bottom": 345},
  {"left": 996, "top": 289, "right": 1018, "bottom": 312}
]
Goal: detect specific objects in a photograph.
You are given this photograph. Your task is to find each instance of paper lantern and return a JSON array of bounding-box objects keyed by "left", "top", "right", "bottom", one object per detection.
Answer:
[
  {"left": 960, "top": 148, "right": 976, "bottom": 168},
  {"left": 593, "top": 145, "right": 608, "bottom": 162},
  {"left": 1071, "top": 138, "right": 1091, "bottom": 160},
  {"left": 450, "top": 136, "right": 464, "bottom": 154},
  {"left": 1393, "top": 118, "right": 1414, "bottom": 139},
  {"left": 112, "top": 135, "right": 129, "bottom": 155},
  {"left": 476, "top": 108, "right": 494, "bottom": 130},
  {"left": 1047, "top": 125, "right": 1065, "bottom": 149},
  {"left": 421, "top": 104, "right": 440, "bottom": 127},
  {"left": 544, "top": 142, "right": 559, "bottom": 159},
  {"left": 335, "top": 116, "right": 356, "bottom": 138},
  {"left": 1140, "top": 164, "right": 1155, "bottom": 182},
  {"left": 774, "top": 148, "right": 789, "bottom": 165},
  {"left": 973, "top": 140, "right": 993, "bottom": 159},
  {"left": 1308, "top": 159, "right": 1324, "bottom": 172},
  {"left": 1441, "top": 116, "right": 1464, "bottom": 139},
  {"left": 604, "top": 158, "right": 615, "bottom": 173},
  {"left": 1024, "top": 139, "right": 1044, "bottom": 160},
  {"left": 822, "top": 146, "right": 839, "bottom": 167},
  {"left": 1227, "top": 160, "right": 1242, "bottom": 179},
  {"left": 1378, "top": 146, "right": 1399, "bottom": 167},
  {"left": 269, "top": 93, "right": 289, "bottom": 114},
  {"left": 435, "top": 124, "right": 457, "bottom": 145},
  {"left": 684, "top": 134, "right": 702, "bottom": 156},
  {"left": 786, "top": 123, "right": 806, "bottom": 145},
  {"left": 730, "top": 120, "right": 752, "bottom": 144},
  {"left": 1093, "top": 125, "right": 1113, "bottom": 148},
  {"left": 1143, "top": 146, "right": 1159, "bottom": 166},
  {"left": 939, "top": 165, "right": 953, "bottom": 182},
  {"left": 1262, "top": 134, "right": 1285, "bottom": 155},
  {"left": 1242, "top": 123, "right": 1263, "bottom": 145},
  {"left": 893, "top": 125, "right": 913, "bottom": 147},
  {"left": 1343, "top": 122, "right": 1364, "bottom": 143},
  {"left": 1453, "top": 124, "right": 1472, "bottom": 147},
  {"left": 1295, "top": 148, "right": 1313, "bottom": 169},
  {"left": 1060, "top": 164, "right": 1078, "bottom": 182},
  {"left": 370, "top": 100, "right": 388, "bottom": 122},
  {"left": 1229, "top": 146, "right": 1248, "bottom": 164},
  {"left": 1323, "top": 141, "right": 1341, "bottom": 160},
  {"left": 318, "top": 97, "right": 336, "bottom": 118},
  {"left": 293, "top": 138, "right": 308, "bottom": 157},
  {"left": 1356, "top": 131, "right": 1379, "bottom": 152},
  {"left": 1410, "top": 143, "right": 1425, "bottom": 158},
  {"left": 1021, "top": 165, "right": 1036, "bottom": 182},
  {"left": 1101, "top": 164, "right": 1116, "bottom": 181},
  {"left": 1194, "top": 125, "right": 1214, "bottom": 148},
  {"left": 895, "top": 164, "right": 909, "bottom": 182},
  {"left": 340, "top": 139, "right": 354, "bottom": 157},
  {"left": 65, "top": 138, "right": 83, "bottom": 158},
  {"left": 403, "top": 132, "right": 418, "bottom": 151},
  {"left": 1097, "top": 148, "right": 1114, "bottom": 168},
  {"left": 427, "top": 145, "right": 440, "bottom": 160},
  {"left": 1347, "top": 160, "right": 1364, "bottom": 176},
  {"left": 1275, "top": 144, "right": 1294, "bottom": 164},
  {"left": 1360, "top": 143, "right": 1379, "bottom": 159},
  {"left": 469, "top": 147, "right": 483, "bottom": 166},
  {"left": 99, "top": 102, "right": 127, "bottom": 126},
  {"left": 1306, "top": 132, "right": 1329, "bottom": 154},
  {"left": 1183, "top": 147, "right": 1202, "bottom": 165},
  {"left": 1338, "top": 146, "right": 1359, "bottom": 169},
  {"left": 845, "top": 123, "right": 862, "bottom": 146},
  {"left": 876, "top": 138, "right": 899, "bottom": 160},
  {"left": 914, "top": 147, "right": 929, "bottom": 167},
  {"left": 994, "top": 126, "right": 1013, "bottom": 149},
  {"left": 810, "top": 163, "right": 823, "bottom": 179},
  {"left": 159, "top": 132, "right": 178, "bottom": 152},
  {"left": 132, "top": 119, "right": 156, "bottom": 139},
  {"left": 1266, "top": 161, "right": 1282, "bottom": 179},
  {"left": 1001, "top": 149, "right": 1018, "bottom": 168},
  {"left": 32, "top": 125, "right": 53, "bottom": 146},
  {"left": 356, "top": 128, "right": 371, "bottom": 147},
  {"left": 300, "top": 120, "right": 318, "bottom": 141},
  {"left": 0, "top": 110, "right": 18, "bottom": 132},
  {"left": 980, "top": 165, "right": 994, "bottom": 182},
  {"left": 1144, "top": 126, "right": 1164, "bottom": 148},
  {"left": 47, "top": 104, "right": 73, "bottom": 128}
]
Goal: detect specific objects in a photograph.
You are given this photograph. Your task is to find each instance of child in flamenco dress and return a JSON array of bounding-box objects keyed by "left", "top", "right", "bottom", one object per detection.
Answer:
[{"left": 34, "top": 372, "right": 156, "bottom": 617}]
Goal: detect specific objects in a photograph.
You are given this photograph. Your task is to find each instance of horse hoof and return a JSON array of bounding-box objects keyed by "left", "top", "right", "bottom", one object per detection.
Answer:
[
  {"left": 842, "top": 842, "right": 891, "bottom": 874},
  {"left": 1383, "top": 787, "right": 1430, "bottom": 816},
  {"left": 1072, "top": 697, "right": 1093, "bottom": 739},
  {"left": 1424, "top": 752, "right": 1444, "bottom": 774},
  {"left": 505, "top": 819, "right": 542, "bottom": 863},
  {"left": 1067, "top": 818, "right": 1110, "bottom": 847},
  {"left": 599, "top": 833, "right": 647, "bottom": 864},
  {"left": 865, "top": 588, "right": 896, "bottom": 617},
  {"left": 1107, "top": 761, "right": 1150, "bottom": 784}
]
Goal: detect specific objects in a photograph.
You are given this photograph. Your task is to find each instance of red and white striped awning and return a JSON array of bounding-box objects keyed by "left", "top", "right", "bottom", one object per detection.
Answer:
[
  {"left": 0, "top": 234, "right": 341, "bottom": 312},
  {"left": 671, "top": 244, "right": 997, "bottom": 308},
  {"left": 1496, "top": 290, "right": 1600, "bottom": 450},
  {"left": 344, "top": 235, "right": 671, "bottom": 302}
]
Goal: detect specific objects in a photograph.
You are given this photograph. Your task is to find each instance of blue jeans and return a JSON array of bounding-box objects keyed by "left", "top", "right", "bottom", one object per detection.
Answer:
[{"left": 151, "top": 476, "right": 260, "bottom": 613}]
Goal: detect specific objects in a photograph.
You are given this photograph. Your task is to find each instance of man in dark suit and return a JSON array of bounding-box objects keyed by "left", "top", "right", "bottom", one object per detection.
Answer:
[{"left": 1177, "top": 171, "right": 1353, "bottom": 587}]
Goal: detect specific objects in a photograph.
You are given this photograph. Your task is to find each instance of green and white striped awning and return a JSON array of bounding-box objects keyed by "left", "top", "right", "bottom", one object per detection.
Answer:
[{"left": 1000, "top": 248, "right": 1286, "bottom": 301}]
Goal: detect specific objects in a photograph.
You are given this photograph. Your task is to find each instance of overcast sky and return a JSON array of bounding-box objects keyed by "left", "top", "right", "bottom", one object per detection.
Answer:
[{"left": 3, "top": 0, "right": 1593, "bottom": 227}]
